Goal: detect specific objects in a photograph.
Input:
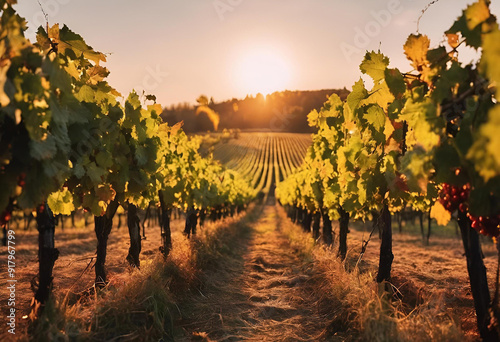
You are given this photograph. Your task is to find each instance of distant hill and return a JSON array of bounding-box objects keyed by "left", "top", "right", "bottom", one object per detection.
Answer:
[{"left": 161, "top": 88, "right": 349, "bottom": 133}]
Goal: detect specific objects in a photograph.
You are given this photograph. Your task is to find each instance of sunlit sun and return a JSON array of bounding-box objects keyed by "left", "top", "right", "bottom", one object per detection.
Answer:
[{"left": 234, "top": 49, "right": 291, "bottom": 96}]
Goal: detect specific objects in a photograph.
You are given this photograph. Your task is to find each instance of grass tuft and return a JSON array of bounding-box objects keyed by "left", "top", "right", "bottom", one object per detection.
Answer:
[
  {"left": 276, "top": 206, "right": 463, "bottom": 342},
  {"left": 90, "top": 256, "right": 178, "bottom": 341}
]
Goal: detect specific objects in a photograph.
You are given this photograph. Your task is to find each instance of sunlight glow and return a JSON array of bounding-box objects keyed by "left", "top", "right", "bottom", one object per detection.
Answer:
[{"left": 234, "top": 49, "right": 291, "bottom": 96}]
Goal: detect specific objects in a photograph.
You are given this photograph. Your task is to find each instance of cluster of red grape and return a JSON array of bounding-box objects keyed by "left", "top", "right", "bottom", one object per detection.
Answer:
[
  {"left": 0, "top": 173, "right": 26, "bottom": 226},
  {"left": 17, "top": 172, "right": 26, "bottom": 187},
  {"left": 0, "top": 210, "right": 12, "bottom": 226},
  {"left": 439, "top": 183, "right": 470, "bottom": 213},
  {"left": 467, "top": 213, "right": 500, "bottom": 238},
  {"left": 38, "top": 203, "right": 46, "bottom": 213}
]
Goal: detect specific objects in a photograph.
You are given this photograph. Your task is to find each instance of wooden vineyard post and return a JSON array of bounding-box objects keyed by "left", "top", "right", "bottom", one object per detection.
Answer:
[
  {"left": 34, "top": 203, "right": 59, "bottom": 304},
  {"left": 126, "top": 203, "right": 142, "bottom": 268},
  {"left": 94, "top": 200, "right": 119, "bottom": 286},
  {"left": 338, "top": 207, "right": 350, "bottom": 261},
  {"left": 322, "top": 211, "right": 333, "bottom": 246},
  {"left": 457, "top": 211, "right": 498, "bottom": 341},
  {"left": 376, "top": 204, "right": 393, "bottom": 283}
]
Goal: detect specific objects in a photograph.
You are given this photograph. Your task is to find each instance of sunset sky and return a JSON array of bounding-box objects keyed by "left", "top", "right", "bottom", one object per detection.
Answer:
[{"left": 16, "top": 0, "right": 500, "bottom": 106}]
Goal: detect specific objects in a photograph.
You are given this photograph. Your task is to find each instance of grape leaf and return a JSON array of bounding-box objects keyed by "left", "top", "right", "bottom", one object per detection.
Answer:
[
  {"left": 48, "top": 188, "right": 75, "bottom": 215},
  {"left": 430, "top": 201, "right": 451, "bottom": 226},
  {"left": 347, "top": 79, "right": 368, "bottom": 111},
  {"left": 465, "top": 0, "right": 490, "bottom": 30},
  {"left": 384, "top": 68, "right": 405, "bottom": 98},
  {"left": 364, "top": 105, "right": 385, "bottom": 131},
  {"left": 479, "top": 28, "right": 500, "bottom": 98},
  {"left": 95, "top": 184, "right": 116, "bottom": 202},
  {"left": 403, "top": 34, "right": 430, "bottom": 71},
  {"left": 58, "top": 25, "right": 106, "bottom": 64},
  {"left": 359, "top": 51, "right": 389, "bottom": 84}
]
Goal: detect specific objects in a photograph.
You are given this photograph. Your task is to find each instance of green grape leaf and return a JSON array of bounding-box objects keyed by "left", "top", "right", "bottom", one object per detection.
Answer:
[
  {"left": 96, "top": 150, "right": 113, "bottom": 169},
  {"left": 364, "top": 105, "right": 385, "bottom": 131},
  {"left": 433, "top": 142, "right": 461, "bottom": 183},
  {"left": 384, "top": 68, "right": 405, "bottom": 99},
  {"left": 30, "top": 136, "right": 57, "bottom": 160},
  {"left": 87, "top": 162, "right": 106, "bottom": 183},
  {"left": 427, "top": 46, "right": 449, "bottom": 66},
  {"left": 64, "top": 60, "right": 81, "bottom": 80},
  {"left": 359, "top": 51, "right": 389, "bottom": 84},
  {"left": 73, "top": 162, "right": 85, "bottom": 179},
  {"left": 82, "top": 192, "right": 106, "bottom": 216},
  {"left": 387, "top": 98, "right": 404, "bottom": 121},
  {"left": 135, "top": 145, "right": 148, "bottom": 166},
  {"left": 432, "top": 62, "right": 469, "bottom": 103},
  {"left": 347, "top": 79, "right": 368, "bottom": 111},
  {"left": 401, "top": 95, "right": 442, "bottom": 151},
  {"left": 446, "top": 1, "right": 488, "bottom": 49}
]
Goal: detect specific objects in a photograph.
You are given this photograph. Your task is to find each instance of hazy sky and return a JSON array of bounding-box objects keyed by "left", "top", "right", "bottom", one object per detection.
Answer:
[{"left": 15, "top": 0, "right": 500, "bottom": 106}]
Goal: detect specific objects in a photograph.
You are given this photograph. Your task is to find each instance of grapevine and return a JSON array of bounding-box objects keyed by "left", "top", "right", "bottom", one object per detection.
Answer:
[{"left": 277, "top": 1, "right": 500, "bottom": 338}]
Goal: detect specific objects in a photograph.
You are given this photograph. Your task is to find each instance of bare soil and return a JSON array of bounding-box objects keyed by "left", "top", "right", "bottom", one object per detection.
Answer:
[
  {"left": 0, "top": 214, "right": 183, "bottom": 339},
  {"left": 346, "top": 220, "right": 498, "bottom": 342},
  {"left": 0, "top": 206, "right": 497, "bottom": 341},
  {"left": 176, "top": 205, "right": 335, "bottom": 341}
]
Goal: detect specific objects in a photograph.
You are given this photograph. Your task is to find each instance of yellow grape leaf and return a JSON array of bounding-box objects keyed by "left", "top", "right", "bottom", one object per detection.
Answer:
[
  {"left": 307, "top": 109, "right": 319, "bottom": 127},
  {"left": 344, "top": 119, "right": 357, "bottom": 134},
  {"left": 116, "top": 205, "right": 125, "bottom": 214},
  {"left": 403, "top": 34, "right": 430, "bottom": 71},
  {"left": 465, "top": 0, "right": 490, "bottom": 30},
  {"left": 484, "top": 108, "right": 500, "bottom": 161},
  {"left": 0, "top": 63, "right": 10, "bottom": 107},
  {"left": 359, "top": 51, "right": 390, "bottom": 84},
  {"left": 384, "top": 117, "right": 395, "bottom": 140},
  {"left": 48, "top": 189, "right": 75, "bottom": 215},
  {"left": 365, "top": 82, "right": 394, "bottom": 110},
  {"left": 64, "top": 61, "right": 80, "bottom": 80},
  {"left": 480, "top": 29, "right": 500, "bottom": 99},
  {"left": 384, "top": 138, "right": 400, "bottom": 154},
  {"left": 87, "top": 66, "right": 109, "bottom": 85},
  {"left": 171, "top": 121, "right": 184, "bottom": 136},
  {"left": 431, "top": 201, "right": 451, "bottom": 226},
  {"left": 447, "top": 33, "right": 459, "bottom": 49},
  {"left": 149, "top": 103, "right": 162, "bottom": 114}
]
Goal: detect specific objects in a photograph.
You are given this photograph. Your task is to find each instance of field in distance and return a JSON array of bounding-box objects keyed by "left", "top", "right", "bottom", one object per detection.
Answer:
[{"left": 201, "top": 131, "right": 312, "bottom": 202}]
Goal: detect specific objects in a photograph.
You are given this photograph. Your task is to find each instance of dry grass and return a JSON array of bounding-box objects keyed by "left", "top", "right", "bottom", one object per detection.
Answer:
[
  {"left": 3, "top": 204, "right": 472, "bottom": 341},
  {"left": 175, "top": 205, "right": 335, "bottom": 341},
  {"left": 275, "top": 206, "right": 464, "bottom": 342},
  {"left": 21, "top": 206, "right": 256, "bottom": 342}
]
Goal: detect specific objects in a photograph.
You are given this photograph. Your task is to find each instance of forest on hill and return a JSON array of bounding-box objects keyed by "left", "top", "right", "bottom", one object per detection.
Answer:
[{"left": 161, "top": 88, "right": 350, "bottom": 133}]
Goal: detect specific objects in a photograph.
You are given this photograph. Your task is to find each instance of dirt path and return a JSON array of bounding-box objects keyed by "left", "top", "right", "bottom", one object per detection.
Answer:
[{"left": 177, "top": 205, "right": 331, "bottom": 341}]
